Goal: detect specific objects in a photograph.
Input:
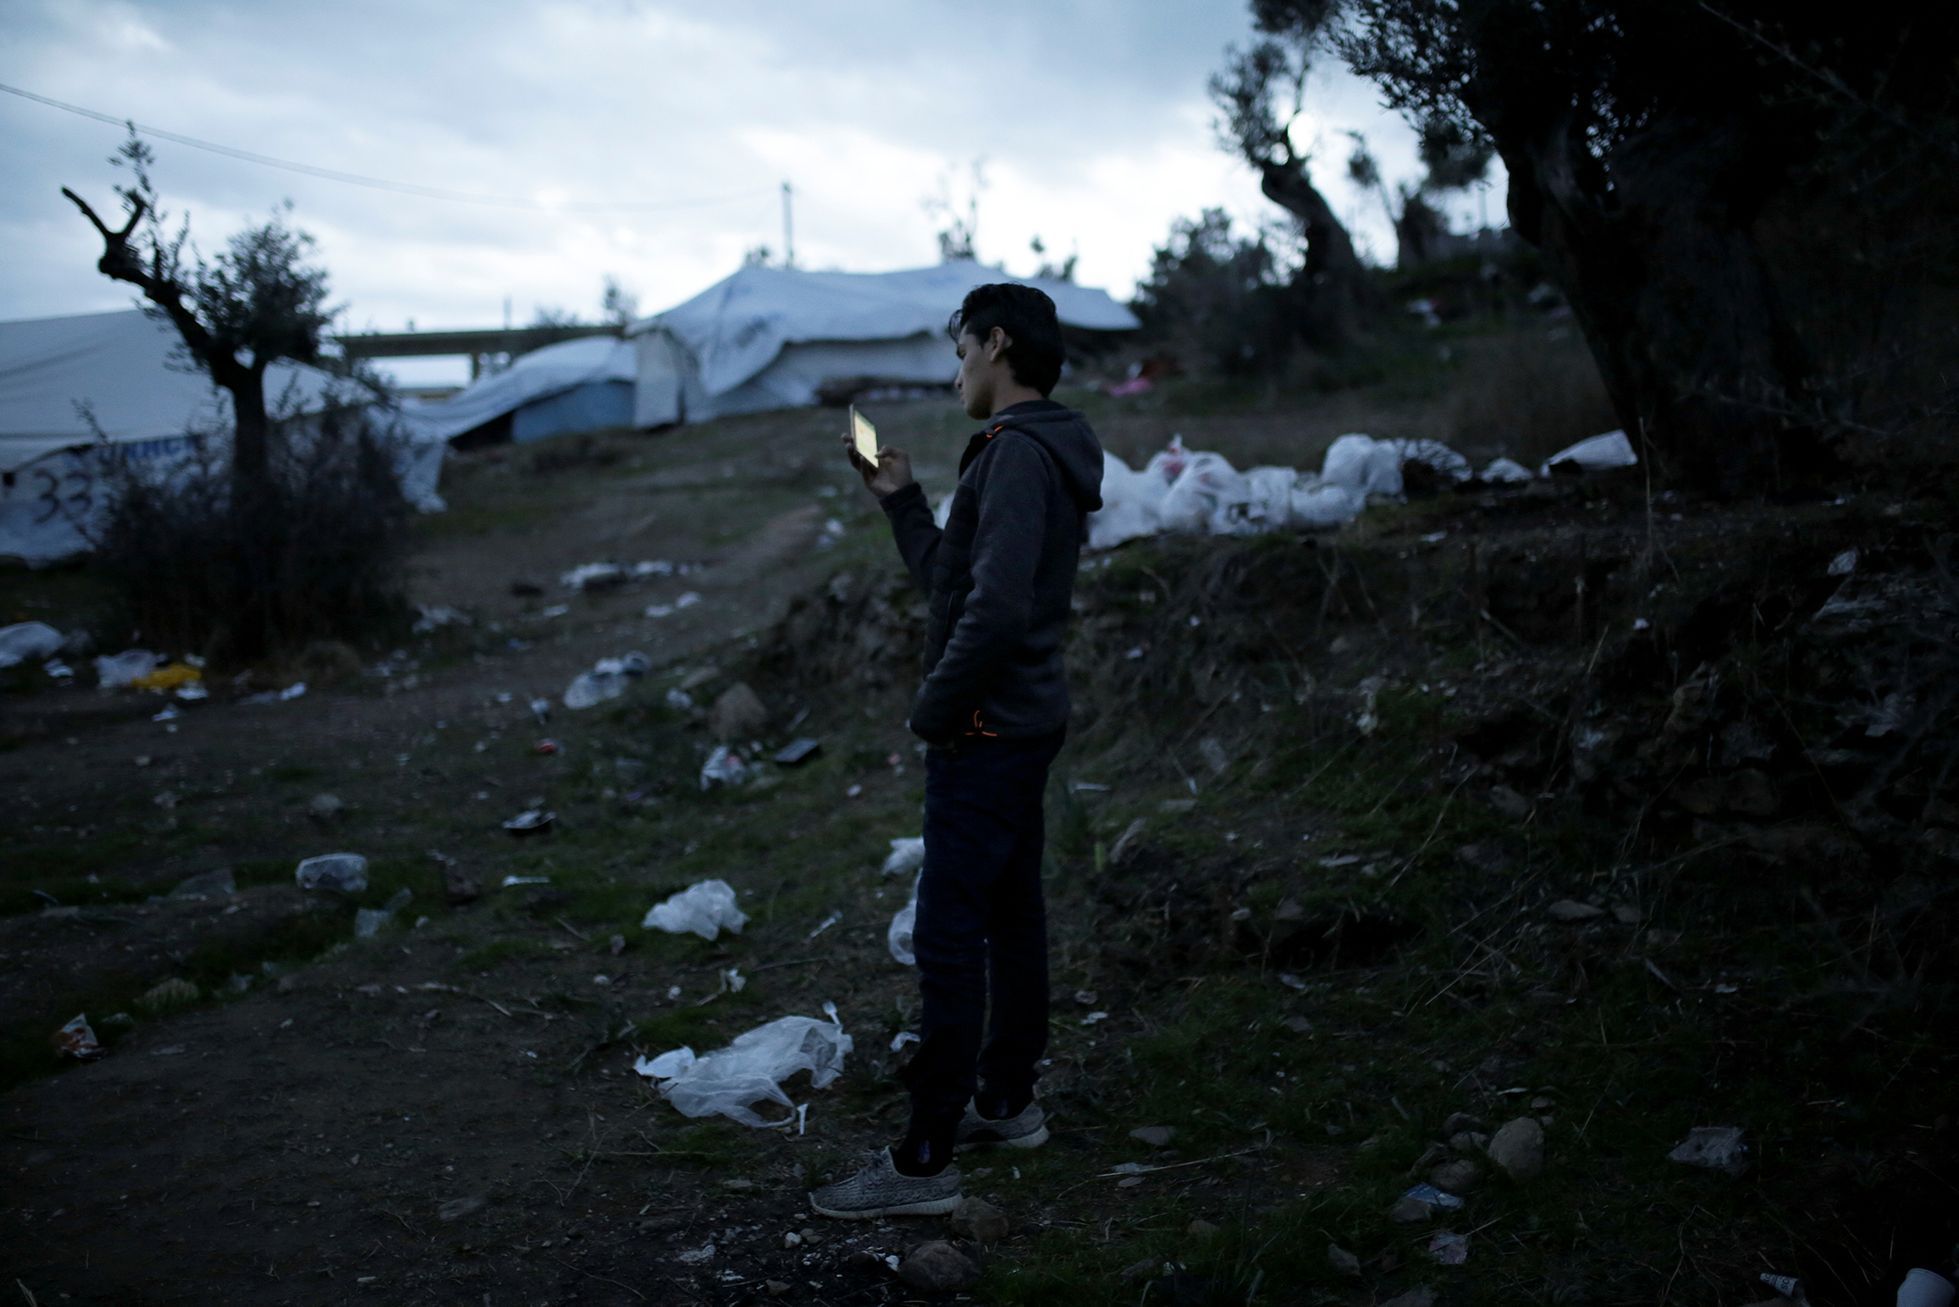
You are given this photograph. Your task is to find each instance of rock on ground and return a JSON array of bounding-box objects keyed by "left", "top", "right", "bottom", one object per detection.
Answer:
[
  {"left": 1429, "top": 1158, "right": 1482, "bottom": 1193},
  {"left": 897, "top": 1240, "right": 982, "bottom": 1292},
  {"left": 1668, "top": 1126, "right": 1749, "bottom": 1176},
  {"left": 949, "top": 1196, "right": 1009, "bottom": 1245},
  {"left": 709, "top": 681, "right": 768, "bottom": 740},
  {"left": 1129, "top": 1125, "right": 1177, "bottom": 1147},
  {"left": 1487, "top": 1116, "right": 1546, "bottom": 1180}
]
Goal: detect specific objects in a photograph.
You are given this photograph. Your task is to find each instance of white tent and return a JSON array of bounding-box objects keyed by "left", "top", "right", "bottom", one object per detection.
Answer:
[
  {"left": 396, "top": 333, "right": 637, "bottom": 447},
  {"left": 628, "top": 260, "right": 1140, "bottom": 426},
  {"left": 0, "top": 308, "right": 445, "bottom": 567}
]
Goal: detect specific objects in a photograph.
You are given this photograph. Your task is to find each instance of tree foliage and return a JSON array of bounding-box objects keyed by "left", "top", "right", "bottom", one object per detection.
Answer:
[
  {"left": 1303, "top": 0, "right": 1959, "bottom": 492},
  {"left": 1133, "top": 209, "right": 1300, "bottom": 376}
]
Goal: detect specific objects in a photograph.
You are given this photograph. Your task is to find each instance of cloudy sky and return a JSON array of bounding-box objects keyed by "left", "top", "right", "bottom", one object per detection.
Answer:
[{"left": 2, "top": 0, "right": 1501, "bottom": 382}]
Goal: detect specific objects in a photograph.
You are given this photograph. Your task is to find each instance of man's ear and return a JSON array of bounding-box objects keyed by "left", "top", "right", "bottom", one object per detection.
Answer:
[{"left": 986, "top": 326, "right": 1012, "bottom": 362}]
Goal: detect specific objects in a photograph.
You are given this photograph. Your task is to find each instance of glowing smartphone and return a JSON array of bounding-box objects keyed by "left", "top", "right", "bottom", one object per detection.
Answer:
[{"left": 849, "top": 405, "right": 879, "bottom": 468}]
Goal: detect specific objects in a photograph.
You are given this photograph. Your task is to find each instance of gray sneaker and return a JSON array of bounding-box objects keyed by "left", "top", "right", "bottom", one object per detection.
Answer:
[
  {"left": 808, "top": 1148, "right": 962, "bottom": 1220},
  {"left": 955, "top": 1100, "right": 1048, "bottom": 1150}
]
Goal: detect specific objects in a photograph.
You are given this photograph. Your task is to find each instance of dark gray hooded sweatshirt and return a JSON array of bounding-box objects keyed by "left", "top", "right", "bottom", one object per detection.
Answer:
[{"left": 879, "top": 398, "right": 1104, "bottom": 744}]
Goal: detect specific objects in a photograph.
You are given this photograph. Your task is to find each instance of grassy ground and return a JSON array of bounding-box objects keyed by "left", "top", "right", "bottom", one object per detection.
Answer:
[{"left": 1, "top": 327, "right": 1952, "bottom": 1305}]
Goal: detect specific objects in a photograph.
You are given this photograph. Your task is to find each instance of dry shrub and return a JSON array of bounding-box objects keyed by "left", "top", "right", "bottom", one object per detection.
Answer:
[
  {"left": 90, "top": 403, "right": 411, "bottom": 665},
  {"left": 1445, "top": 326, "right": 1619, "bottom": 465}
]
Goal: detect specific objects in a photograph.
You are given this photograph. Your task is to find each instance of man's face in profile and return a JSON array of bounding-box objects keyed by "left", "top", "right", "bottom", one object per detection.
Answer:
[{"left": 954, "top": 327, "right": 1003, "bottom": 420}]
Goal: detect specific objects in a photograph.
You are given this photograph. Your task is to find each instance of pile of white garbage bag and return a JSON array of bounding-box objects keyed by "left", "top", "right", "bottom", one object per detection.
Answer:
[{"left": 1082, "top": 430, "right": 1636, "bottom": 551}]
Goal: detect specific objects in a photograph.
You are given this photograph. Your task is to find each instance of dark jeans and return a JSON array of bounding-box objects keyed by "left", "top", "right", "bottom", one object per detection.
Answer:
[{"left": 901, "top": 730, "right": 1065, "bottom": 1130}]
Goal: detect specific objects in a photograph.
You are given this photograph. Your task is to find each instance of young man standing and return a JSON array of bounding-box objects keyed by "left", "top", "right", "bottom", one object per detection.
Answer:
[{"left": 811, "top": 283, "right": 1105, "bottom": 1218}]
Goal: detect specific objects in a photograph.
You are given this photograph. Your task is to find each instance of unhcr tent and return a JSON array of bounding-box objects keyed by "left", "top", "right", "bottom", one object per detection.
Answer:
[
  {"left": 0, "top": 308, "right": 445, "bottom": 567},
  {"left": 629, "top": 260, "right": 1139, "bottom": 426},
  {"left": 397, "top": 334, "right": 636, "bottom": 447}
]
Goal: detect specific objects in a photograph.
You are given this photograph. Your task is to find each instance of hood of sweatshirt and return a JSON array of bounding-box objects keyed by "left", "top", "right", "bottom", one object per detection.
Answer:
[{"left": 982, "top": 399, "right": 1104, "bottom": 514}]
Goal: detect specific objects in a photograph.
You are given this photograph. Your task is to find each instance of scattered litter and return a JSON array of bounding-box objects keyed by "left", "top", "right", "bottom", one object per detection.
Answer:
[
  {"left": 138, "top": 977, "right": 200, "bottom": 1013},
  {"left": 151, "top": 704, "right": 181, "bottom": 723},
  {"left": 562, "top": 652, "right": 650, "bottom": 710},
  {"left": 1480, "top": 457, "right": 1533, "bottom": 483},
  {"left": 1827, "top": 548, "right": 1859, "bottom": 578},
  {"left": 699, "top": 744, "right": 751, "bottom": 790},
  {"left": 845, "top": 783, "right": 863, "bottom": 799},
  {"left": 278, "top": 682, "right": 308, "bottom": 701},
  {"left": 44, "top": 659, "right": 73, "bottom": 679},
  {"left": 174, "top": 683, "right": 208, "bottom": 701},
  {"left": 1892, "top": 1269, "right": 1952, "bottom": 1307},
  {"left": 719, "top": 967, "right": 747, "bottom": 995},
  {"left": 354, "top": 888, "right": 414, "bottom": 939},
  {"left": 1427, "top": 1231, "right": 1470, "bottom": 1265},
  {"left": 1760, "top": 1272, "right": 1814, "bottom": 1306},
  {"left": 532, "top": 738, "right": 561, "bottom": 756},
  {"left": 665, "top": 688, "right": 696, "bottom": 711},
  {"left": 1069, "top": 780, "right": 1111, "bottom": 794},
  {"left": 880, "top": 836, "right": 926, "bottom": 878},
  {"left": 674, "top": 1241, "right": 717, "bottom": 1266},
  {"left": 500, "top": 874, "right": 551, "bottom": 888},
  {"left": 890, "top": 1031, "right": 920, "bottom": 1052},
  {"left": 0, "top": 621, "right": 64, "bottom": 669},
  {"left": 1277, "top": 974, "right": 1307, "bottom": 991},
  {"left": 528, "top": 696, "right": 551, "bottom": 724},
  {"left": 94, "top": 649, "right": 163, "bottom": 688},
  {"left": 502, "top": 808, "right": 556, "bottom": 837},
  {"left": 1667, "top": 1125, "right": 1748, "bottom": 1176},
  {"left": 1081, "top": 1011, "right": 1110, "bottom": 1025},
  {"left": 675, "top": 591, "right": 702, "bottom": 610},
  {"left": 887, "top": 876, "right": 920, "bottom": 966},
  {"left": 644, "top": 603, "right": 674, "bottom": 619},
  {"left": 1327, "top": 1243, "right": 1361, "bottom": 1276},
  {"left": 806, "top": 911, "right": 841, "bottom": 940},
  {"left": 1401, "top": 1183, "right": 1465, "bottom": 1211},
  {"left": 131, "top": 662, "right": 201, "bottom": 693},
  {"left": 51, "top": 1014, "right": 103, "bottom": 1060},
  {"left": 1074, "top": 989, "right": 1099, "bottom": 1006},
  {"left": 1541, "top": 428, "right": 1637, "bottom": 475},
  {"left": 773, "top": 737, "right": 822, "bottom": 766},
  {"left": 411, "top": 604, "right": 471, "bottom": 633},
  {"left": 633, "top": 1006, "right": 852, "bottom": 1128},
  {"left": 1546, "top": 899, "right": 1605, "bottom": 922},
  {"left": 295, "top": 853, "right": 369, "bottom": 894},
  {"left": 643, "top": 879, "right": 748, "bottom": 940},
  {"left": 560, "top": 562, "right": 626, "bottom": 592}
]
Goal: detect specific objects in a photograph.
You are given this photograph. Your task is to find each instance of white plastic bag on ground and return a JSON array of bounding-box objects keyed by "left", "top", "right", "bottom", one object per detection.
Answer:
[
  {"left": 0, "top": 622, "right": 63, "bottom": 669},
  {"left": 1287, "top": 480, "right": 1368, "bottom": 528},
  {"left": 880, "top": 836, "right": 925, "bottom": 877},
  {"left": 1086, "top": 451, "right": 1164, "bottom": 551},
  {"left": 642, "top": 879, "right": 747, "bottom": 940},
  {"left": 1541, "top": 429, "right": 1637, "bottom": 475},
  {"left": 1211, "top": 465, "right": 1298, "bottom": 535},
  {"left": 634, "top": 1006, "right": 853, "bottom": 1127},
  {"left": 1481, "top": 457, "right": 1534, "bottom": 483},
  {"left": 94, "top": 649, "right": 162, "bottom": 689},
  {"left": 699, "top": 744, "right": 751, "bottom": 790},
  {"left": 888, "top": 872, "right": 921, "bottom": 965},
  {"left": 1394, "top": 438, "right": 1472, "bottom": 483},
  {"left": 1320, "top": 434, "right": 1406, "bottom": 498},
  {"left": 1142, "top": 434, "right": 1192, "bottom": 488},
  {"left": 1158, "top": 450, "right": 1248, "bottom": 533}
]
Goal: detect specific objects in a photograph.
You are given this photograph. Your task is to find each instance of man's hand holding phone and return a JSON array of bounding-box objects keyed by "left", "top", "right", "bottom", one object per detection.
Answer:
[{"left": 841, "top": 413, "right": 913, "bottom": 498}]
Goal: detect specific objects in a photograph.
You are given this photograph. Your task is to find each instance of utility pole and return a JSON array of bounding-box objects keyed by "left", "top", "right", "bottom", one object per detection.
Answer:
[{"left": 781, "top": 180, "right": 795, "bottom": 268}]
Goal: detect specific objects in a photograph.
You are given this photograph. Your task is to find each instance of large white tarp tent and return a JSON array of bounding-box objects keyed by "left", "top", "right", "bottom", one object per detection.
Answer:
[
  {"left": 395, "top": 334, "right": 637, "bottom": 447},
  {"left": 629, "top": 260, "right": 1140, "bottom": 427},
  {"left": 0, "top": 308, "right": 445, "bottom": 567}
]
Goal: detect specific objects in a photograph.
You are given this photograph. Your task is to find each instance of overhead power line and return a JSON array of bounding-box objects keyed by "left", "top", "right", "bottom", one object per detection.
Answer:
[{"left": 0, "top": 80, "right": 768, "bottom": 214}]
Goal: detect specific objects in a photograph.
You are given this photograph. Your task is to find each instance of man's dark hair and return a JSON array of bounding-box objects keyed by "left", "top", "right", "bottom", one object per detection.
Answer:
[{"left": 948, "top": 283, "right": 1065, "bottom": 396}]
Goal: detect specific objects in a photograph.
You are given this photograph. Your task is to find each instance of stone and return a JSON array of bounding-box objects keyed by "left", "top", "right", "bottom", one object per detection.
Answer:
[
  {"left": 897, "top": 1240, "right": 982, "bottom": 1292},
  {"left": 1283, "top": 1015, "right": 1314, "bottom": 1034},
  {"left": 1389, "top": 1195, "right": 1435, "bottom": 1224},
  {"left": 1327, "top": 1243, "right": 1361, "bottom": 1276},
  {"left": 1447, "top": 1131, "right": 1490, "bottom": 1153},
  {"left": 1440, "top": 1112, "right": 1484, "bottom": 1136},
  {"left": 1379, "top": 1288, "right": 1436, "bottom": 1307},
  {"left": 1129, "top": 1125, "right": 1177, "bottom": 1148},
  {"left": 1487, "top": 1117, "right": 1545, "bottom": 1180},
  {"left": 708, "top": 681, "right": 768, "bottom": 741},
  {"left": 949, "top": 1196, "right": 1009, "bottom": 1245},
  {"left": 1667, "top": 1126, "right": 1748, "bottom": 1176},
  {"left": 1187, "top": 1219, "right": 1219, "bottom": 1238},
  {"left": 1428, "top": 1158, "right": 1481, "bottom": 1193},
  {"left": 170, "top": 868, "right": 236, "bottom": 899},
  {"left": 443, "top": 864, "right": 482, "bottom": 905},
  {"left": 307, "top": 793, "right": 346, "bottom": 823},
  {"left": 1488, "top": 785, "right": 1532, "bottom": 819},
  {"left": 763, "top": 1282, "right": 790, "bottom": 1298},
  {"left": 1547, "top": 899, "right": 1605, "bottom": 922},
  {"left": 437, "top": 1195, "right": 485, "bottom": 1222}
]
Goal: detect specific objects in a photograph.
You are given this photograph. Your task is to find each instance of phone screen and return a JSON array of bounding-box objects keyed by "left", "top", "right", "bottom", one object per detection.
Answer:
[{"left": 850, "top": 406, "right": 879, "bottom": 467}]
